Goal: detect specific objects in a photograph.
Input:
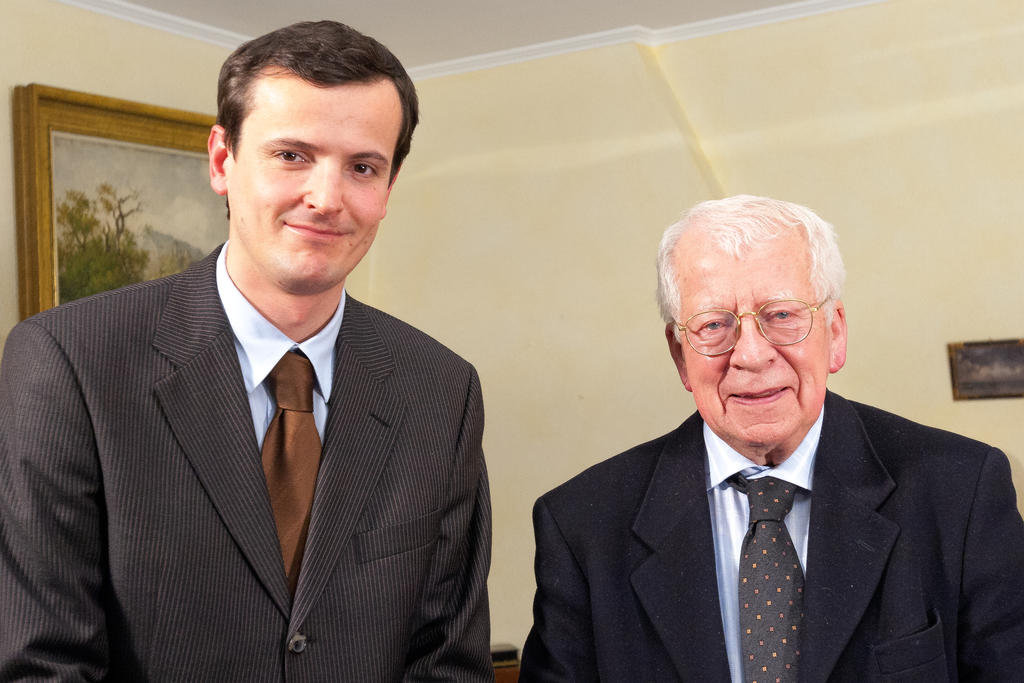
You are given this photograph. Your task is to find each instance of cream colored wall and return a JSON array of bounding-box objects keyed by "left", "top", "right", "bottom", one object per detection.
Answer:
[{"left": 3, "top": 0, "right": 1022, "bottom": 657}]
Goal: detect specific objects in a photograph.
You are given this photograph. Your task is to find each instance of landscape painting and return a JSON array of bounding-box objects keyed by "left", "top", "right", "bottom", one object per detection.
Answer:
[
  {"left": 13, "top": 84, "right": 217, "bottom": 318},
  {"left": 50, "top": 132, "right": 225, "bottom": 304}
]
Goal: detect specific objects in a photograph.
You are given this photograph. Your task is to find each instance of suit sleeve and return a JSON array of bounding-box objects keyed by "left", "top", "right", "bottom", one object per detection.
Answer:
[
  {"left": 956, "top": 447, "right": 1024, "bottom": 678},
  {"left": 519, "top": 496, "right": 599, "bottom": 682},
  {"left": 0, "top": 321, "right": 109, "bottom": 680},
  {"left": 403, "top": 366, "right": 493, "bottom": 682}
]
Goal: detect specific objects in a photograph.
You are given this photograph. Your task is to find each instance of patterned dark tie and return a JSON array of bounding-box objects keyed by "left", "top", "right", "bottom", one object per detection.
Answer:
[
  {"left": 732, "top": 474, "right": 804, "bottom": 683},
  {"left": 261, "top": 351, "right": 321, "bottom": 595}
]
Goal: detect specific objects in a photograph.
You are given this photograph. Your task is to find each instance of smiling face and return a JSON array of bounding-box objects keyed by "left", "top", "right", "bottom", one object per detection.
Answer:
[
  {"left": 666, "top": 228, "right": 847, "bottom": 465},
  {"left": 208, "top": 71, "right": 402, "bottom": 311}
]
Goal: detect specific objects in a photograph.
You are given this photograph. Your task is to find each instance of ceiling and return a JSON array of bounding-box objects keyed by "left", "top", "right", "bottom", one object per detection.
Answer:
[{"left": 69, "top": 0, "right": 868, "bottom": 75}]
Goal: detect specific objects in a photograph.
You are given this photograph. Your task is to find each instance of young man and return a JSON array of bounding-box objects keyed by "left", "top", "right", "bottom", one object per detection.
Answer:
[{"left": 0, "top": 21, "right": 491, "bottom": 680}]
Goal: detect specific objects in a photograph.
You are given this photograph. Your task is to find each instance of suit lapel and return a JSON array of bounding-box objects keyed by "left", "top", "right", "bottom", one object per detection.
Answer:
[
  {"left": 800, "top": 392, "right": 899, "bottom": 681},
  {"left": 290, "top": 298, "right": 405, "bottom": 629},
  {"left": 151, "top": 249, "right": 291, "bottom": 617},
  {"left": 630, "top": 416, "right": 732, "bottom": 681}
]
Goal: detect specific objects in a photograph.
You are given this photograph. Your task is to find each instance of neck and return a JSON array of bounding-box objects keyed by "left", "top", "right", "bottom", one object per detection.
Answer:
[
  {"left": 228, "top": 271, "right": 343, "bottom": 342},
  {"left": 223, "top": 244, "right": 344, "bottom": 342},
  {"left": 247, "top": 288, "right": 343, "bottom": 342},
  {"left": 734, "top": 441, "right": 794, "bottom": 467}
]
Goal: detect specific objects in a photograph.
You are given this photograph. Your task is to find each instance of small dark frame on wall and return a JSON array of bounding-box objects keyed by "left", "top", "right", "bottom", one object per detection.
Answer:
[
  {"left": 12, "top": 84, "right": 217, "bottom": 319},
  {"left": 947, "top": 339, "right": 1024, "bottom": 400}
]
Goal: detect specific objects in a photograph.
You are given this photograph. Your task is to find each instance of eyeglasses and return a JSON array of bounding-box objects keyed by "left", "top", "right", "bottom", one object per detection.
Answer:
[{"left": 676, "top": 298, "right": 826, "bottom": 357}]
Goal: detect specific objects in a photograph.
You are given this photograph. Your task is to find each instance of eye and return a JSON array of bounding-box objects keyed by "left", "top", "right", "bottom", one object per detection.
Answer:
[
  {"left": 353, "top": 163, "right": 376, "bottom": 176},
  {"left": 688, "top": 312, "right": 734, "bottom": 337},
  {"left": 759, "top": 301, "right": 808, "bottom": 329},
  {"left": 276, "top": 151, "right": 306, "bottom": 163}
]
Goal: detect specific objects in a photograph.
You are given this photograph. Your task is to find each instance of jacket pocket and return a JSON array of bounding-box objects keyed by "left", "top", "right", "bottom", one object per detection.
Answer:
[
  {"left": 872, "top": 611, "right": 949, "bottom": 682},
  {"left": 354, "top": 508, "right": 443, "bottom": 563}
]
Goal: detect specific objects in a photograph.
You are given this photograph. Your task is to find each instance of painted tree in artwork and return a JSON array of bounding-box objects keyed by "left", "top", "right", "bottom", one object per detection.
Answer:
[{"left": 55, "top": 183, "right": 151, "bottom": 303}]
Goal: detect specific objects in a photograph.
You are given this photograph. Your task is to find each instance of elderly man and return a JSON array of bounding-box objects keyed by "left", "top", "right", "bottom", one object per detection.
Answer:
[
  {"left": 520, "top": 195, "right": 1024, "bottom": 681},
  {"left": 0, "top": 21, "right": 490, "bottom": 680}
]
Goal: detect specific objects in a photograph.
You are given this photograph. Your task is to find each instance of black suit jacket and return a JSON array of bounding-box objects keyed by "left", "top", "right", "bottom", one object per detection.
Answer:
[
  {"left": 0, "top": 249, "right": 492, "bottom": 681},
  {"left": 519, "top": 392, "right": 1024, "bottom": 681}
]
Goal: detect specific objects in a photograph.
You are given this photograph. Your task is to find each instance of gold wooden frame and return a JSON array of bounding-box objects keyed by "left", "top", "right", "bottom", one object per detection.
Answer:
[{"left": 13, "top": 84, "right": 215, "bottom": 319}]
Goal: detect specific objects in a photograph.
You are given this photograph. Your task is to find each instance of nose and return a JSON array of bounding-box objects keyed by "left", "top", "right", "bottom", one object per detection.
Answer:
[
  {"left": 304, "top": 162, "right": 345, "bottom": 215},
  {"left": 729, "top": 311, "right": 775, "bottom": 368}
]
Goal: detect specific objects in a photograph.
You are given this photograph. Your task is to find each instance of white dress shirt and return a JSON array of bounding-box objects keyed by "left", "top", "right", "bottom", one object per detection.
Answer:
[
  {"left": 215, "top": 243, "right": 344, "bottom": 447},
  {"left": 705, "top": 409, "right": 823, "bottom": 683}
]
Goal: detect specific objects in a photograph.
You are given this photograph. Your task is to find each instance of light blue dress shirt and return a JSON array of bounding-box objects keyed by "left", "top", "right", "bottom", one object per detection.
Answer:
[
  {"left": 705, "top": 409, "right": 823, "bottom": 683},
  {"left": 215, "top": 243, "right": 344, "bottom": 448}
]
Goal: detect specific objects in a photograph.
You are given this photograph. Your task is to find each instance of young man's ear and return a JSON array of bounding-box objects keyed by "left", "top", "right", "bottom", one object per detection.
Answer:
[{"left": 208, "top": 125, "right": 231, "bottom": 197}]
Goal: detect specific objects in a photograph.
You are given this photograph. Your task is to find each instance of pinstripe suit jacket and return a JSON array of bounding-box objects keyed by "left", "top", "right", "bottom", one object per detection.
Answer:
[{"left": 0, "top": 249, "right": 492, "bottom": 681}]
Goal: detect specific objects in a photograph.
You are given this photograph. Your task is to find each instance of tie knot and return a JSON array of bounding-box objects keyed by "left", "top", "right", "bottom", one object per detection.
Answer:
[
  {"left": 267, "top": 352, "right": 315, "bottom": 412},
  {"left": 740, "top": 476, "right": 797, "bottom": 522}
]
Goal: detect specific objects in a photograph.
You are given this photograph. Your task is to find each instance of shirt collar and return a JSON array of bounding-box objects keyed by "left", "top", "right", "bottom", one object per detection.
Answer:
[
  {"left": 216, "top": 243, "right": 344, "bottom": 401},
  {"left": 704, "top": 407, "right": 824, "bottom": 492}
]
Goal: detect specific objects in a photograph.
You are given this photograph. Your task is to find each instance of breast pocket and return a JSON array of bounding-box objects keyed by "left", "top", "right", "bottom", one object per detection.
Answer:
[
  {"left": 354, "top": 508, "right": 443, "bottom": 564},
  {"left": 872, "top": 611, "right": 949, "bottom": 682}
]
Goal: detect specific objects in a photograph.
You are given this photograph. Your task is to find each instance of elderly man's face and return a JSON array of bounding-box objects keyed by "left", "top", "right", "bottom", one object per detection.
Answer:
[{"left": 666, "top": 229, "right": 847, "bottom": 465}]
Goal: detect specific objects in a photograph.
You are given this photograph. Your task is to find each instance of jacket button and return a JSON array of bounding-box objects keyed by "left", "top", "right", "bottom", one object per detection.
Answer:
[{"left": 288, "top": 633, "right": 307, "bottom": 654}]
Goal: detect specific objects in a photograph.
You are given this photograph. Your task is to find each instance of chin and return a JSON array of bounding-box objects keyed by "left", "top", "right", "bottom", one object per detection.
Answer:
[
  {"left": 737, "top": 425, "right": 790, "bottom": 450},
  {"left": 277, "top": 269, "right": 345, "bottom": 296}
]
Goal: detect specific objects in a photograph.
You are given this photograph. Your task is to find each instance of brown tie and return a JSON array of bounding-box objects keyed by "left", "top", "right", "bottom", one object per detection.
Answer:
[{"left": 261, "top": 351, "right": 321, "bottom": 595}]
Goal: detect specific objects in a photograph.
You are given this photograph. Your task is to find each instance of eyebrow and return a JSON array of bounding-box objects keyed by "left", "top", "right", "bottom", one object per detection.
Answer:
[
  {"left": 261, "top": 138, "right": 391, "bottom": 165},
  {"left": 691, "top": 293, "right": 801, "bottom": 312},
  {"left": 350, "top": 151, "right": 390, "bottom": 165},
  {"left": 261, "top": 138, "right": 318, "bottom": 155}
]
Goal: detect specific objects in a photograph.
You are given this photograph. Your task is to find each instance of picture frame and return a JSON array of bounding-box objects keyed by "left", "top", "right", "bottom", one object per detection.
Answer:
[
  {"left": 13, "top": 83, "right": 222, "bottom": 319},
  {"left": 947, "top": 339, "right": 1024, "bottom": 400}
]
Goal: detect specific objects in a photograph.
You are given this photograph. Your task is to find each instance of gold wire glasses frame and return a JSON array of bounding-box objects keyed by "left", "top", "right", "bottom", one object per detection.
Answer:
[{"left": 676, "top": 298, "right": 826, "bottom": 357}]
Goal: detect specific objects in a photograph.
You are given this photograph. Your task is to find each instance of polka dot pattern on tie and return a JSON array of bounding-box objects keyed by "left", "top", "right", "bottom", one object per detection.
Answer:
[{"left": 733, "top": 475, "right": 804, "bottom": 683}]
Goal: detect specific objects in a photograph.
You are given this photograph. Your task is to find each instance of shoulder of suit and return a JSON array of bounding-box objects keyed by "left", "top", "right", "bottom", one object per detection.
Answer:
[
  {"left": 345, "top": 296, "right": 473, "bottom": 369},
  {"left": 831, "top": 392, "right": 999, "bottom": 470},
  {"left": 20, "top": 248, "right": 218, "bottom": 328},
  {"left": 13, "top": 250, "right": 220, "bottom": 352},
  {"left": 17, "top": 268, "right": 184, "bottom": 338},
  {"left": 539, "top": 416, "right": 700, "bottom": 508}
]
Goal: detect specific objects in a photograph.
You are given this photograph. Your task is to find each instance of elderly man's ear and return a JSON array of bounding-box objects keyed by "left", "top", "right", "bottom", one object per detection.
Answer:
[
  {"left": 828, "top": 301, "right": 848, "bottom": 374},
  {"left": 666, "top": 324, "right": 693, "bottom": 392}
]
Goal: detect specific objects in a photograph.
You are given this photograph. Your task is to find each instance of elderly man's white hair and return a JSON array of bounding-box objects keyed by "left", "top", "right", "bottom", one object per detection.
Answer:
[{"left": 656, "top": 194, "right": 846, "bottom": 327}]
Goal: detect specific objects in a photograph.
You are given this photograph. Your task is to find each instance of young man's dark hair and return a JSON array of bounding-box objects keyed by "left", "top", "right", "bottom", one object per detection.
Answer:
[{"left": 217, "top": 20, "right": 418, "bottom": 183}]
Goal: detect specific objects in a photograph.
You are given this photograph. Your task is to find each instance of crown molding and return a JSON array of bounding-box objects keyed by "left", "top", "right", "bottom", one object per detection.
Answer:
[
  {"left": 410, "top": 0, "right": 888, "bottom": 79},
  {"left": 55, "top": 0, "right": 888, "bottom": 80},
  {"left": 407, "top": 25, "right": 658, "bottom": 80},
  {"left": 651, "top": 0, "right": 888, "bottom": 44},
  {"left": 54, "top": 0, "right": 249, "bottom": 48}
]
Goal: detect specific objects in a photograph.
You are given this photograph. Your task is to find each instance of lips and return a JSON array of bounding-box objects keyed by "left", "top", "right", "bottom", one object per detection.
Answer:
[
  {"left": 729, "top": 387, "right": 787, "bottom": 402},
  {"left": 285, "top": 221, "right": 345, "bottom": 239}
]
